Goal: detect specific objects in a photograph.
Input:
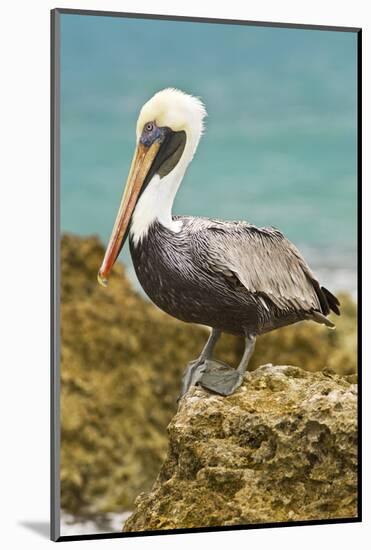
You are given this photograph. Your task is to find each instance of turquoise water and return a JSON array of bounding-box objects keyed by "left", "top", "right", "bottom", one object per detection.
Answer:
[{"left": 60, "top": 14, "right": 357, "bottom": 293}]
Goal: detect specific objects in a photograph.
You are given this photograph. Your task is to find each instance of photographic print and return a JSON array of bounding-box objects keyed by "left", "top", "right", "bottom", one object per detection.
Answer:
[{"left": 51, "top": 9, "right": 361, "bottom": 541}]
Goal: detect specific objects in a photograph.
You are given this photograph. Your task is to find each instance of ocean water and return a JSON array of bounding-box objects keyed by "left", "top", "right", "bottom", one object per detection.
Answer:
[{"left": 60, "top": 14, "right": 357, "bottom": 294}]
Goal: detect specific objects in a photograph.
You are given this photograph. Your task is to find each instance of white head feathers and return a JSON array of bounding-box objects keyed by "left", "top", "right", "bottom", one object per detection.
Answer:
[{"left": 136, "top": 88, "right": 207, "bottom": 157}]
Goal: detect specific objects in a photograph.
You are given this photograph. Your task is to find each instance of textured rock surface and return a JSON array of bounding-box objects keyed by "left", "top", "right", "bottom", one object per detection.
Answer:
[
  {"left": 60, "top": 233, "right": 357, "bottom": 518},
  {"left": 125, "top": 365, "right": 358, "bottom": 531}
]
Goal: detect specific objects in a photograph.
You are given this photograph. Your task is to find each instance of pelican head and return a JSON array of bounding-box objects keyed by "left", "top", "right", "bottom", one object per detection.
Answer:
[{"left": 98, "top": 88, "right": 207, "bottom": 287}]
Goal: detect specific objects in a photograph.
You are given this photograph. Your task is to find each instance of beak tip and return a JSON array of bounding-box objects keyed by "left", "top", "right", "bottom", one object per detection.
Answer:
[{"left": 97, "top": 270, "right": 108, "bottom": 288}]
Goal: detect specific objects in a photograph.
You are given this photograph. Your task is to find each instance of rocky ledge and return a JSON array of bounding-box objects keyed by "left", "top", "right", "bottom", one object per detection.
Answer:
[{"left": 124, "top": 365, "right": 358, "bottom": 531}]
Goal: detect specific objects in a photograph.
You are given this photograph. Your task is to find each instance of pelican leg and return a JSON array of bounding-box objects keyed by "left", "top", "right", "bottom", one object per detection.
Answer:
[
  {"left": 179, "top": 328, "right": 221, "bottom": 399},
  {"left": 198, "top": 334, "right": 256, "bottom": 396}
]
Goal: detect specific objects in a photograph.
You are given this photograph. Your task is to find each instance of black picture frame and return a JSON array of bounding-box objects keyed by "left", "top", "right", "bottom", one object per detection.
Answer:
[{"left": 51, "top": 8, "right": 362, "bottom": 542}]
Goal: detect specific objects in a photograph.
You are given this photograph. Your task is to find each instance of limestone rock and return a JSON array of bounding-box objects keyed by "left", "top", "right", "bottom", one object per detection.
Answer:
[{"left": 124, "top": 365, "right": 358, "bottom": 531}]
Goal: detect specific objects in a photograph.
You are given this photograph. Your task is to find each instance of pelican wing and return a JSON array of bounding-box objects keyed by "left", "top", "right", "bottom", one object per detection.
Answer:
[{"left": 186, "top": 217, "right": 328, "bottom": 315}]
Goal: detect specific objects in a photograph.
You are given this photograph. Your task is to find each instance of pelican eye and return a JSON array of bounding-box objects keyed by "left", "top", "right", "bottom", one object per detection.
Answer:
[{"left": 144, "top": 122, "right": 154, "bottom": 133}]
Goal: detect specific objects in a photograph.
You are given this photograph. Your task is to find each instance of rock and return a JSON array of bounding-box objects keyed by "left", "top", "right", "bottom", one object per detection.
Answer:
[
  {"left": 124, "top": 365, "right": 358, "bottom": 531},
  {"left": 60, "top": 233, "right": 357, "bottom": 519}
]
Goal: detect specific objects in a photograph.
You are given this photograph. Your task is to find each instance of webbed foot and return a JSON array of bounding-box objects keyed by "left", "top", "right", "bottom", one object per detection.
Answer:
[
  {"left": 179, "top": 358, "right": 208, "bottom": 400},
  {"left": 179, "top": 359, "right": 244, "bottom": 400},
  {"left": 197, "top": 359, "right": 244, "bottom": 396}
]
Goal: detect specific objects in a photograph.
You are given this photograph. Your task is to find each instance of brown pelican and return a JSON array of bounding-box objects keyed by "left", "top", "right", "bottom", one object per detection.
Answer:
[{"left": 98, "top": 88, "right": 340, "bottom": 398}]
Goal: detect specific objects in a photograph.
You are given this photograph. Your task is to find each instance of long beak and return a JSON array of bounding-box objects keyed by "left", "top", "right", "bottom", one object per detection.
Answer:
[{"left": 97, "top": 140, "right": 161, "bottom": 287}]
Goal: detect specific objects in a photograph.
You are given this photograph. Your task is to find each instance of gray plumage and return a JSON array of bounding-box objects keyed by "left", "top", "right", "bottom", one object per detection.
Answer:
[{"left": 129, "top": 216, "right": 340, "bottom": 337}]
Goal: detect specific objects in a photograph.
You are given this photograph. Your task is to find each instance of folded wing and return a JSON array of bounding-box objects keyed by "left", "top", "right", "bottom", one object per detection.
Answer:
[{"left": 188, "top": 218, "right": 340, "bottom": 325}]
